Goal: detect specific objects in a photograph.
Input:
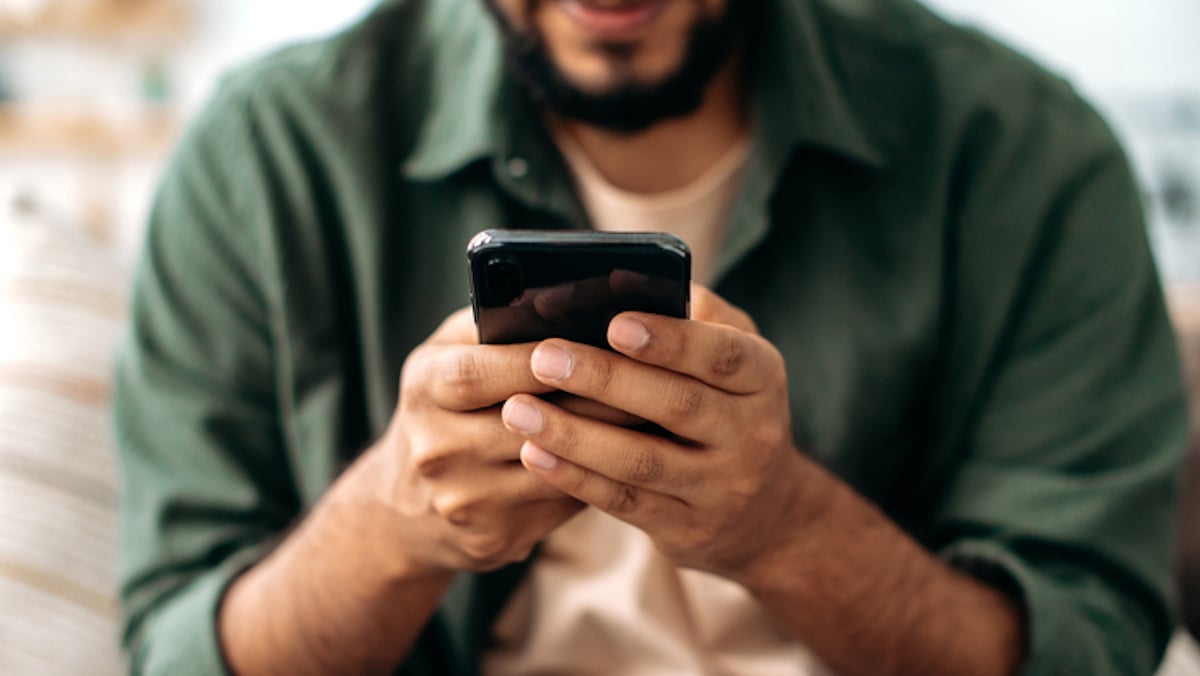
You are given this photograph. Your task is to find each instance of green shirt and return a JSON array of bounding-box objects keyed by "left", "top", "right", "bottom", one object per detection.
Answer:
[{"left": 113, "top": 0, "right": 1188, "bottom": 673}]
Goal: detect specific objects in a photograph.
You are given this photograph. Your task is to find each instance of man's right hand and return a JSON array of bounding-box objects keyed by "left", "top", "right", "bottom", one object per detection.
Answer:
[
  {"left": 218, "top": 308, "right": 586, "bottom": 676},
  {"left": 358, "top": 307, "right": 585, "bottom": 575}
]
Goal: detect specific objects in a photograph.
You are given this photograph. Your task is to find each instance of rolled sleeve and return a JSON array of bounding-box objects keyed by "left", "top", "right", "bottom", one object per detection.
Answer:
[
  {"left": 128, "top": 548, "right": 265, "bottom": 676},
  {"left": 926, "top": 87, "right": 1187, "bottom": 673},
  {"left": 944, "top": 538, "right": 1167, "bottom": 675}
]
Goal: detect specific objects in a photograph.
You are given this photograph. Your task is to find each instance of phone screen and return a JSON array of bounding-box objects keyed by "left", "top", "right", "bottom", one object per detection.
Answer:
[{"left": 468, "top": 230, "right": 691, "bottom": 347}]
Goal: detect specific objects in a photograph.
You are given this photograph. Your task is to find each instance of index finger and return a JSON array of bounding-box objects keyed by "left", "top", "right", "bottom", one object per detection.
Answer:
[
  {"left": 418, "top": 308, "right": 556, "bottom": 410},
  {"left": 605, "top": 312, "right": 782, "bottom": 395},
  {"left": 429, "top": 307, "right": 481, "bottom": 345},
  {"left": 690, "top": 284, "right": 758, "bottom": 334},
  {"left": 420, "top": 342, "right": 557, "bottom": 411}
]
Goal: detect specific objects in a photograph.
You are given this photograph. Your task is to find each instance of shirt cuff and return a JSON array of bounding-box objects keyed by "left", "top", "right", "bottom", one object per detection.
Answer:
[
  {"left": 131, "top": 547, "right": 265, "bottom": 676},
  {"left": 941, "top": 538, "right": 1117, "bottom": 676}
]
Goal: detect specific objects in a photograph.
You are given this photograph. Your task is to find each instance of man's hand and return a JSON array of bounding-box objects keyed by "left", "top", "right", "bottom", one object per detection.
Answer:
[
  {"left": 498, "top": 285, "right": 812, "bottom": 580},
  {"left": 220, "top": 308, "right": 599, "bottom": 675},
  {"left": 367, "top": 307, "right": 584, "bottom": 576},
  {"left": 501, "top": 285, "right": 1026, "bottom": 676}
]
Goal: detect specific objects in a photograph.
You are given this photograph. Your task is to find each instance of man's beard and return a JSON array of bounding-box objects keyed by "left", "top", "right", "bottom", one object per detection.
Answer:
[{"left": 483, "top": 1, "right": 749, "bottom": 135}]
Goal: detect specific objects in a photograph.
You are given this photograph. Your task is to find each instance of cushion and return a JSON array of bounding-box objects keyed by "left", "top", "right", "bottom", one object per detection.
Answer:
[{"left": 0, "top": 196, "right": 126, "bottom": 675}]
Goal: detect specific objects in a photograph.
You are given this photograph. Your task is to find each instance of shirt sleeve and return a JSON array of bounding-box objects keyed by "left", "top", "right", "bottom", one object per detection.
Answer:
[
  {"left": 113, "top": 79, "right": 299, "bottom": 675},
  {"left": 927, "top": 84, "right": 1188, "bottom": 674}
]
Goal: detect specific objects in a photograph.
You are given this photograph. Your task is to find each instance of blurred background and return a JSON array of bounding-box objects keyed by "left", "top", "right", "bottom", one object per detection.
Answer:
[
  {"left": 926, "top": 0, "right": 1200, "bottom": 285},
  {"left": 0, "top": 0, "right": 377, "bottom": 263},
  {"left": 0, "top": 0, "right": 1196, "bottom": 674},
  {"left": 0, "top": 0, "right": 1196, "bottom": 271}
]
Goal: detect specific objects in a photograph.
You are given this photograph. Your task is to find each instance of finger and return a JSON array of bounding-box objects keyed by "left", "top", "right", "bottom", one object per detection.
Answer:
[
  {"left": 531, "top": 276, "right": 613, "bottom": 324},
  {"left": 416, "top": 343, "right": 556, "bottom": 411},
  {"left": 503, "top": 496, "right": 585, "bottom": 544},
  {"left": 528, "top": 339, "right": 730, "bottom": 440},
  {"left": 406, "top": 408, "right": 529, "bottom": 477},
  {"left": 429, "top": 307, "right": 481, "bottom": 345},
  {"left": 429, "top": 461, "right": 572, "bottom": 527},
  {"left": 690, "top": 284, "right": 757, "bottom": 334},
  {"left": 444, "top": 495, "right": 583, "bottom": 571},
  {"left": 610, "top": 269, "right": 689, "bottom": 318},
  {"left": 519, "top": 440, "right": 687, "bottom": 526},
  {"left": 544, "top": 392, "right": 648, "bottom": 428},
  {"left": 431, "top": 462, "right": 571, "bottom": 522},
  {"left": 476, "top": 299, "right": 557, "bottom": 345},
  {"left": 606, "top": 312, "right": 780, "bottom": 395},
  {"left": 502, "top": 394, "right": 701, "bottom": 495}
]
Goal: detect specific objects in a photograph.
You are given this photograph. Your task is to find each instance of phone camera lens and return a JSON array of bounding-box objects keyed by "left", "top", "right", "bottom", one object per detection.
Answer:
[{"left": 486, "top": 257, "right": 524, "bottom": 305}]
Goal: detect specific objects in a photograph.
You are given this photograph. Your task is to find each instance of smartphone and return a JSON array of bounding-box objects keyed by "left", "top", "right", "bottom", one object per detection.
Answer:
[{"left": 467, "top": 229, "right": 691, "bottom": 347}]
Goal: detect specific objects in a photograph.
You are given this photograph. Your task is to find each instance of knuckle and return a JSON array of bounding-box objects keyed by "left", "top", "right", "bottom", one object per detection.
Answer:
[
  {"left": 725, "top": 475, "right": 761, "bottom": 508},
  {"left": 606, "top": 483, "right": 641, "bottom": 514},
  {"left": 709, "top": 333, "right": 747, "bottom": 378},
  {"left": 626, "top": 445, "right": 665, "bottom": 486},
  {"left": 510, "top": 544, "right": 537, "bottom": 564},
  {"left": 659, "top": 326, "right": 690, "bottom": 367},
  {"left": 734, "top": 308, "right": 758, "bottom": 334},
  {"left": 747, "top": 425, "right": 785, "bottom": 455},
  {"left": 550, "top": 412, "right": 583, "bottom": 452},
  {"left": 439, "top": 349, "right": 486, "bottom": 404},
  {"left": 585, "top": 353, "right": 618, "bottom": 395},
  {"left": 414, "top": 451, "right": 450, "bottom": 479},
  {"left": 713, "top": 396, "right": 740, "bottom": 429},
  {"left": 663, "top": 382, "right": 706, "bottom": 423},
  {"left": 398, "top": 352, "right": 431, "bottom": 405},
  {"left": 684, "top": 521, "right": 718, "bottom": 551},
  {"left": 461, "top": 533, "right": 510, "bottom": 562},
  {"left": 666, "top": 524, "right": 701, "bottom": 554},
  {"left": 564, "top": 466, "right": 593, "bottom": 495},
  {"left": 398, "top": 379, "right": 422, "bottom": 410},
  {"left": 767, "top": 343, "right": 788, "bottom": 378},
  {"left": 410, "top": 438, "right": 453, "bottom": 479},
  {"left": 401, "top": 344, "right": 430, "bottom": 374},
  {"left": 432, "top": 493, "right": 474, "bottom": 525}
]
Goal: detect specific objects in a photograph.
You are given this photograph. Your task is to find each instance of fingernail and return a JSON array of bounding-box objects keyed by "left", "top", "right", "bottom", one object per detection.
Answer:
[
  {"left": 609, "top": 317, "right": 649, "bottom": 351},
  {"left": 503, "top": 399, "right": 543, "bottom": 434},
  {"left": 532, "top": 344, "right": 574, "bottom": 380},
  {"left": 522, "top": 442, "right": 558, "bottom": 471}
]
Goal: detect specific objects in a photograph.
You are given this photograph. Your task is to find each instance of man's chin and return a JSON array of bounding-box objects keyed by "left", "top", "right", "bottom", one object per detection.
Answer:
[
  {"left": 488, "top": 0, "right": 748, "bottom": 134},
  {"left": 557, "top": 71, "right": 672, "bottom": 103}
]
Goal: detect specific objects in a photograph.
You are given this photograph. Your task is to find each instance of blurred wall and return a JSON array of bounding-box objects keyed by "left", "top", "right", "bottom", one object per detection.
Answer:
[
  {"left": 924, "top": 0, "right": 1200, "bottom": 281},
  {"left": 172, "top": 1, "right": 376, "bottom": 112},
  {"left": 923, "top": 0, "right": 1199, "bottom": 92},
  {"left": 0, "top": 0, "right": 376, "bottom": 269}
]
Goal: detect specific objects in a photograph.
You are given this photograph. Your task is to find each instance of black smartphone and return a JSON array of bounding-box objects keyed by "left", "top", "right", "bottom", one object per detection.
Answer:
[{"left": 467, "top": 229, "right": 691, "bottom": 347}]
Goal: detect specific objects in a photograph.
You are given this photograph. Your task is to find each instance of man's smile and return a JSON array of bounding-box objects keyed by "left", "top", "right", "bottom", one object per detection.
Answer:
[{"left": 557, "top": 0, "right": 670, "bottom": 42}]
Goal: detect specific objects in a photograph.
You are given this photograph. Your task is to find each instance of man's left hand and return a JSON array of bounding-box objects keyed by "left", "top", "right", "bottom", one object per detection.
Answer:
[{"left": 500, "top": 285, "right": 817, "bottom": 582}]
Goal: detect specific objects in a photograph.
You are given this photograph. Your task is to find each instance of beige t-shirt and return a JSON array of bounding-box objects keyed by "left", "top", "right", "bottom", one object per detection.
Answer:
[
  {"left": 548, "top": 128, "right": 750, "bottom": 285},
  {"left": 482, "top": 132, "right": 832, "bottom": 676}
]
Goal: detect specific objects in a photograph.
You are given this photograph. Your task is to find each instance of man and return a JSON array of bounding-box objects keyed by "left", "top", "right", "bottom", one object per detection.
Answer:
[{"left": 114, "top": 0, "right": 1187, "bottom": 673}]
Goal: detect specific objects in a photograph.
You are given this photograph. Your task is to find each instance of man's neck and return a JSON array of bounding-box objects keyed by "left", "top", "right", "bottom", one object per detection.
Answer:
[{"left": 555, "top": 55, "right": 749, "bottom": 195}]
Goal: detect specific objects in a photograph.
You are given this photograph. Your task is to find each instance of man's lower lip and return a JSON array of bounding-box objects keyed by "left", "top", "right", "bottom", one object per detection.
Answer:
[{"left": 559, "top": 0, "right": 666, "bottom": 40}]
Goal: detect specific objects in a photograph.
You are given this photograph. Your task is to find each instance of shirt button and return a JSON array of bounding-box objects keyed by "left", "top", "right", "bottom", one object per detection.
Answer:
[{"left": 506, "top": 157, "right": 529, "bottom": 178}]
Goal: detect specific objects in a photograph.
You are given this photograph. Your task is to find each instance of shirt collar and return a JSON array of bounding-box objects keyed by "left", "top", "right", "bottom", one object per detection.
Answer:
[
  {"left": 750, "top": 0, "right": 886, "bottom": 170},
  {"left": 398, "top": 0, "right": 509, "bottom": 180},
  {"left": 400, "top": 0, "right": 888, "bottom": 182}
]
